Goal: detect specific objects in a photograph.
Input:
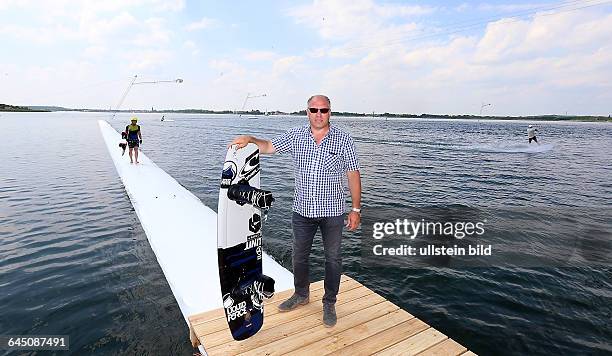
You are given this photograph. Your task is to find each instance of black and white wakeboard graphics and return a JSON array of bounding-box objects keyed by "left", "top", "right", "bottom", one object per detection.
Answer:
[{"left": 217, "top": 143, "right": 275, "bottom": 341}]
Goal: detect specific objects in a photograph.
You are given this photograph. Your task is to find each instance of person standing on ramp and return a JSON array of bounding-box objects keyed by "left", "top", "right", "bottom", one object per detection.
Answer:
[
  {"left": 126, "top": 117, "right": 142, "bottom": 163},
  {"left": 230, "top": 94, "right": 362, "bottom": 327}
]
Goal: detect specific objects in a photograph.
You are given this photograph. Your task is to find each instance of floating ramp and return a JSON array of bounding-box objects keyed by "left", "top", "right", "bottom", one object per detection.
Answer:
[
  {"left": 190, "top": 275, "right": 475, "bottom": 355},
  {"left": 97, "top": 120, "right": 294, "bottom": 353}
]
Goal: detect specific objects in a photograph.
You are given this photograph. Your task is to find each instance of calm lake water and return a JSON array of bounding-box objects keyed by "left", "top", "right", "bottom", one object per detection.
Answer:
[{"left": 1, "top": 112, "right": 610, "bottom": 355}]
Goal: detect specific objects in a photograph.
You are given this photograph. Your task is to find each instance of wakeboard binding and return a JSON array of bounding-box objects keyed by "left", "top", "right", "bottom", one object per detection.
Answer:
[{"left": 227, "top": 183, "right": 274, "bottom": 209}]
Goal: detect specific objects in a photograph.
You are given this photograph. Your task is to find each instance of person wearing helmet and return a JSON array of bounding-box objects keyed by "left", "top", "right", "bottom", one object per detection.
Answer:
[
  {"left": 126, "top": 117, "right": 142, "bottom": 163},
  {"left": 527, "top": 124, "right": 539, "bottom": 144}
]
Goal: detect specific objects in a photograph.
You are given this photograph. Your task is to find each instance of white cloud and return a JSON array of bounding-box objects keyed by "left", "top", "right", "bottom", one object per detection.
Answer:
[
  {"left": 474, "top": 18, "right": 531, "bottom": 62},
  {"left": 78, "top": 11, "right": 139, "bottom": 45},
  {"left": 288, "top": 0, "right": 432, "bottom": 61},
  {"left": 185, "top": 17, "right": 218, "bottom": 31},
  {"left": 126, "top": 49, "right": 173, "bottom": 70},
  {"left": 323, "top": 21, "right": 420, "bottom": 59},
  {"left": 1, "top": 0, "right": 610, "bottom": 115},
  {"left": 402, "top": 36, "right": 476, "bottom": 67},
  {"left": 0, "top": 1, "right": 179, "bottom": 47},
  {"left": 132, "top": 17, "right": 173, "bottom": 46},
  {"left": 244, "top": 51, "right": 277, "bottom": 61},
  {"left": 0, "top": 59, "right": 122, "bottom": 108},
  {"left": 0, "top": 8, "right": 175, "bottom": 51},
  {"left": 183, "top": 40, "right": 199, "bottom": 55},
  {"left": 474, "top": 11, "right": 612, "bottom": 63},
  {"left": 0, "top": 23, "right": 76, "bottom": 44},
  {"left": 0, "top": 0, "right": 27, "bottom": 11},
  {"left": 455, "top": 3, "right": 470, "bottom": 12},
  {"left": 477, "top": 2, "right": 552, "bottom": 12},
  {"left": 376, "top": 2, "right": 435, "bottom": 17},
  {"left": 290, "top": 5, "right": 612, "bottom": 115},
  {"left": 151, "top": 0, "right": 184, "bottom": 12},
  {"left": 272, "top": 56, "right": 303, "bottom": 75},
  {"left": 287, "top": 0, "right": 433, "bottom": 41},
  {"left": 209, "top": 59, "right": 241, "bottom": 73},
  {"left": 83, "top": 45, "right": 107, "bottom": 58}
]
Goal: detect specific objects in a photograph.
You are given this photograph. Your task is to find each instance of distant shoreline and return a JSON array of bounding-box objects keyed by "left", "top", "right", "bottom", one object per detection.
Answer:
[
  {"left": 0, "top": 104, "right": 48, "bottom": 112},
  {"left": 2, "top": 104, "right": 610, "bottom": 122}
]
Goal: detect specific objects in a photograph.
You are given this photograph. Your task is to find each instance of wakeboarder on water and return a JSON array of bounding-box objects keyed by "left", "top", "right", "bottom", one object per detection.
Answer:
[{"left": 527, "top": 125, "right": 539, "bottom": 144}]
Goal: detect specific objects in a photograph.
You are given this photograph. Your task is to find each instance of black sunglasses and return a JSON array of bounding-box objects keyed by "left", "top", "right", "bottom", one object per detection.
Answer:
[{"left": 308, "top": 107, "right": 330, "bottom": 114}]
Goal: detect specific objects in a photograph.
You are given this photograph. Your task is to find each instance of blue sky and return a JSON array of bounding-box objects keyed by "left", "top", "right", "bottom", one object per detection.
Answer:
[{"left": 1, "top": 0, "right": 611, "bottom": 115}]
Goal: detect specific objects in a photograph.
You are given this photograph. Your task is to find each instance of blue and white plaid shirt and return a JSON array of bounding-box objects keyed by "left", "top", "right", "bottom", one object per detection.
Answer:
[{"left": 271, "top": 124, "right": 360, "bottom": 218}]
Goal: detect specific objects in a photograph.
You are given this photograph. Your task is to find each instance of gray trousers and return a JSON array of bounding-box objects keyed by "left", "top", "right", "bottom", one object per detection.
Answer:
[{"left": 291, "top": 212, "right": 344, "bottom": 304}]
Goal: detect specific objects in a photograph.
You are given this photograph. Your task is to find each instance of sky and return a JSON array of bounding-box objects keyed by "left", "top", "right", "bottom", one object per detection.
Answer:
[{"left": 0, "top": 0, "right": 611, "bottom": 116}]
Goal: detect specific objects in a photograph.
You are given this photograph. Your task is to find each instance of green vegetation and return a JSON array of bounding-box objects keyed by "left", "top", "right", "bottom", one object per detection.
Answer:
[
  {"left": 0, "top": 103, "right": 48, "bottom": 112},
  {"left": 2, "top": 103, "right": 610, "bottom": 122},
  {"left": 291, "top": 110, "right": 611, "bottom": 122},
  {"left": 27, "top": 106, "right": 68, "bottom": 111},
  {"left": 341, "top": 112, "right": 612, "bottom": 122}
]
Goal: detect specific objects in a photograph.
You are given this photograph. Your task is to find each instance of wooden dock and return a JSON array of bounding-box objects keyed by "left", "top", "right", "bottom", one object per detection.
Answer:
[{"left": 188, "top": 275, "right": 475, "bottom": 355}]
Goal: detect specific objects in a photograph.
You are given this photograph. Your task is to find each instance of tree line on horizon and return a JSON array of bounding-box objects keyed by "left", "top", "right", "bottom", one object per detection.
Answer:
[{"left": 1, "top": 103, "right": 609, "bottom": 122}]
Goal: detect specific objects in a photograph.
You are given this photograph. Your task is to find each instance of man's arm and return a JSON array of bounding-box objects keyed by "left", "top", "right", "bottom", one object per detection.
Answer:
[
  {"left": 346, "top": 170, "right": 362, "bottom": 231},
  {"left": 230, "top": 135, "right": 276, "bottom": 154}
]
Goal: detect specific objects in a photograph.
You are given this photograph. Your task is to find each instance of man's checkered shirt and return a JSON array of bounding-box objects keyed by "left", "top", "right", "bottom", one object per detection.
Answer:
[{"left": 271, "top": 124, "right": 360, "bottom": 218}]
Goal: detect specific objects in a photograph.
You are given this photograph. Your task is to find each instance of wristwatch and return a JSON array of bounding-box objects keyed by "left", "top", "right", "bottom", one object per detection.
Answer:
[{"left": 352, "top": 207, "right": 361, "bottom": 214}]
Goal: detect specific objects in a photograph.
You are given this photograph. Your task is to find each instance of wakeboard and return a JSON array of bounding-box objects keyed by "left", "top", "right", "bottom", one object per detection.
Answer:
[{"left": 217, "top": 143, "right": 275, "bottom": 341}]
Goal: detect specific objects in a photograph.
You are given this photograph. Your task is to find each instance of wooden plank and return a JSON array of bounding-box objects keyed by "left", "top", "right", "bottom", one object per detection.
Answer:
[
  {"left": 234, "top": 300, "right": 399, "bottom": 356},
  {"left": 287, "top": 309, "right": 414, "bottom": 356},
  {"left": 208, "top": 294, "right": 389, "bottom": 355},
  {"left": 417, "top": 338, "right": 468, "bottom": 356},
  {"left": 332, "top": 317, "right": 430, "bottom": 355},
  {"left": 204, "top": 290, "right": 381, "bottom": 351},
  {"left": 207, "top": 292, "right": 385, "bottom": 354},
  {"left": 188, "top": 275, "right": 473, "bottom": 356},
  {"left": 374, "top": 328, "right": 447, "bottom": 356},
  {"left": 264, "top": 278, "right": 362, "bottom": 312},
  {"left": 189, "top": 275, "right": 354, "bottom": 327},
  {"left": 193, "top": 279, "right": 363, "bottom": 337},
  {"left": 194, "top": 280, "right": 368, "bottom": 342}
]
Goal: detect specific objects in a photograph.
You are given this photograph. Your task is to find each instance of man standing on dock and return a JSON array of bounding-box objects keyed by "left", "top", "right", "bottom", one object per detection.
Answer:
[{"left": 230, "top": 94, "right": 362, "bottom": 327}]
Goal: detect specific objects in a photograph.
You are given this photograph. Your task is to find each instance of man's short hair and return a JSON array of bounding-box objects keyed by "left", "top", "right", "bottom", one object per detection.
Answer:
[{"left": 307, "top": 95, "right": 331, "bottom": 107}]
